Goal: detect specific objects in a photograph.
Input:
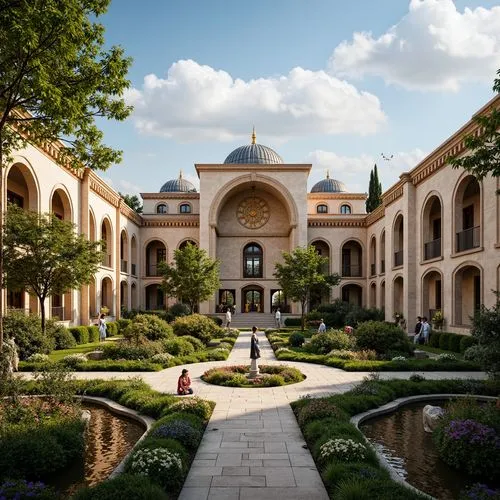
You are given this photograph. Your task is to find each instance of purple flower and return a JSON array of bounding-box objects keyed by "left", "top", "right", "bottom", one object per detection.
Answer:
[{"left": 445, "top": 419, "right": 500, "bottom": 448}]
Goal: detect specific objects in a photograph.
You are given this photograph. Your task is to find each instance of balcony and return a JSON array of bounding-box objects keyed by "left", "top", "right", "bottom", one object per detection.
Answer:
[
  {"left": 120, "top": 260, "right": 128, "bottom": 273},
  {"left": 394, "top": 250, "right": 403, "bottom": 267},
  {"left": 101, "top": 254, "right": 112, "bottom": 268},
  {"left": 342, "top": 264, "right": 362, "bottom": 277},
  {"left": 370, "top": 263, "right": 376, "bottom": 276},
  {"left": 146, "top": 264, "right": 162, "bottom": 277},
  {"left": 131, "top": 263, "right": 137, "bottom": 276},
  {"left": 380, "top": 260, "right": 385, "bottom": 273},
  {"left": 456, "top": 226, "right": 480, "bottom": 253},
  {"left": 51, "top": 306, "right": 65, "bottom": 319},
  {"left": 424, "top": 238, "right": 441, "bottom": 260}
]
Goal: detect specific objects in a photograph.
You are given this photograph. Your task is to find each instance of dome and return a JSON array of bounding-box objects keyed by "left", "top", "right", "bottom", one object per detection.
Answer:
[
  {"left": 160, "top": 171, "right": 197, "bottom": 193},
  {"left": 224, "top": 129, "right": 283, "bottom": 165},
  {"left": 311, "top": 172, "right": 347, "bottom": 193}
]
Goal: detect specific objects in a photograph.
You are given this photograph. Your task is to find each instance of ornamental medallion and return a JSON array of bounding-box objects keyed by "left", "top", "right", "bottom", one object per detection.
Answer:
[{"left": 237, "top": 197, "right": 270, "bottom": 229}]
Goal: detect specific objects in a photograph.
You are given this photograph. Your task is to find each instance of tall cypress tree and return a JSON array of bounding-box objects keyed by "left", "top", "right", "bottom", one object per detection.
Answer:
[{"left": 366, "top": 164, "right": 383, "bottom": 213}]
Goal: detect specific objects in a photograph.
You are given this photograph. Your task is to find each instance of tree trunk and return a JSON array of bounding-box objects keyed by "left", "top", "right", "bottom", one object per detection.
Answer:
[
  {"left": 0, "top": 137, "right": 4, "bottom": 347},
  {"left": 300, "top": 299, "right": 306, "bottom": 332},
  {"left": 39, "top": 296, "right": 46, "bottom": 333}
]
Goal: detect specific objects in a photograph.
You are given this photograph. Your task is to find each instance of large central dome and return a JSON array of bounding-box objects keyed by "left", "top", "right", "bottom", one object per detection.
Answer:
[{"left": 224, "top": 129, "right": 283, "bottom": 165}]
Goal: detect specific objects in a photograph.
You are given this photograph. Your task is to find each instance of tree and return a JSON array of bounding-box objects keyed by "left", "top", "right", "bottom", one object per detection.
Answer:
[
  {"left": 365, "top": 164, "right": 383, "bottom": 212},
  {"left": 449, "top": 69, "right": 500, "bottom": 183},
  {"left": 3, "top": 206, "right": 104, "bottom": 332},
  {"left": 0, "top": 0, "right": 132, "bottom": 344},
  {"left": 159, "top": 243, "right": 220, "bottom": 314},
  {"left": 120, "top": 193, "right": 143, "bottom": 214},
  {"left": 274, "top": 246, "right": 341, "bottom": 331}
]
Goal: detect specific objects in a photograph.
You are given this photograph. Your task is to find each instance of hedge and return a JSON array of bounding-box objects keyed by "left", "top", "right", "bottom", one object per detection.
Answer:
[
  {"left": 69, "top": 326, "right": 89, "bottom": 345},
  {"left": 87, "top": 326, "right": 100, "bottom": 343},
  {"left": 430, "top": 331, "right": 475, "bottom": 353},
  {"left": 284, "top": 317, "right": 302, "bottom": 327}
]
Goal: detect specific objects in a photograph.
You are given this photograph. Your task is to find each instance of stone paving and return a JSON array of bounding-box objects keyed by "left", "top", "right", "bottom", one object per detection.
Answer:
[{"left": 44, "top": 329, "right": 487, "bottom": 499}]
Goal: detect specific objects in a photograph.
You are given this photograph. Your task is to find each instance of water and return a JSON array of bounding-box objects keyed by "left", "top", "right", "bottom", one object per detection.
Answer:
[
  {"left": 48, "top": 403, "right": 145, "bottom": 496},
  {"left": 360, "top": 401, "right": 473, "bottom": 500}
]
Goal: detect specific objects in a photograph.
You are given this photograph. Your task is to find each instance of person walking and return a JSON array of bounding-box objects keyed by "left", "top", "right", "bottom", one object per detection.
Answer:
[
  {"left": 98, "top": 313, "right": 107, "bottom": 342},
  {"left": 318, "top": 319, "right": 326, "bottom": 333},
  {"left": 421, "top": 317, "right": 431, "bottom": 345},
  {"left": 177, "top": 369, "right": 193, "bottom": 395},
  {"left": 225, "top": 307, "right": 232, "bottom": 330},
  {"left": 414, "top": 316, "right": 423, "bottom": 344},
  {"left": 275, "top": 307, "right": 281, "bottom": 329}
]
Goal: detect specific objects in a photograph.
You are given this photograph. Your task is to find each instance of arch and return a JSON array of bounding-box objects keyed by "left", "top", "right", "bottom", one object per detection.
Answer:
[
  {"left": 89, "top": 208, "right": 97, "bottom": 242},
  {"left": 316, "top": 203, "right": 328, "bottom": 214},
  {"left": 341, "top": 283, "right": 363, "bottom": 307},
  {"left": 393, "top": 275, "right": 404, "bottom": 316},
  {"left": 131, "top": 235, "right": 138, "bottom": 276},
  {"left": 145, "top": 283, "right": 165, "bottom": 310},
  {"left": 131, "top": 282, "right": 138, "bottom": 309},
  {"left": 145, "top": 239, "right": 167, "bottom": 277},
  {"left": 340, "top": 203, "right": 352, "bottom": 215},
  {"left": 100, "top": 216, "right": 113, "bottom": 268},
  {"left": 241, "top": 284, "right": 264, "bottom": 313},
  {"left": 380, "top": 229, "right": 386, "bottom": 274},
  {"left": 421, "top": 268, "right": 443, "bottom": 324},
  {"left": 421, "top": 191, "right": 443, "bottom": 261},
  {"left": 393, "top": 212, "right": 404, "bottom": 267},
  {"left": 452, "top": 174, "right": 482, "bottom": 253},
  {"left": 340, "top": 238, "right": 363, "bottom": 277},
  {"left": 120, "top": 229, "right": 129, "bottom": 273},
  {"left": 369, "top": 281, "right": 377, "bottom": 308},
  {"left": 50, "top": 185, "right": 73, "bottom": 222},
  {"left": 178, "top": 238, "right": 198, "bottom": 250},
  {"left": 209, "top": 173, "right": 299, "bottom": 229},
  {"left": 120, "top": 280, "right": 129, "bottom": 311},
  {"left": 369, "top": 235, "right": 377, "bottom": 276},
  {"left": 5, "top": 161, "right": 40, "bottom": 212},
  {"left": 243, "top": 242, "right": 263, "bottom": 278},
  {"left": 155, "top": 203, "right": 168, "bottom": 214},
  {"left": 452, "top": 262, "right": 483, "bottom": 326},
  {"left": 100, "top": 276, "right": 114, "bottom": 316},
  {"left": 89, "top": 277, "right": 97, "bottom": 319},
  {"left": 380, "top": 280, "right": 386, "bottom": 309},
  {"left": 178, "top": 202, "right": 192, "bottom": 214}
]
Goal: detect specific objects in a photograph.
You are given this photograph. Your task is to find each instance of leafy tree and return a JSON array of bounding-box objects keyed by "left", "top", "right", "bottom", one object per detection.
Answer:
[
  {"left": 0, "top": 0, "right": 132, "bottom": 344},
  {"left": 274, "top": 246, "right": 340, "bottom": 331},
  {"left": 159, "top": 243, "right": 220, "bottom": 314},
  {"left": 365, "top": 164, "right": 383, "bottom": 212},
  {"left": 3, "top": 206, "right": 104, "bottom": 332},
  {"left": 449, "top": 69, "right": 500, "bottom": 183},
  {"left": 120, "top": 193, "right": 143, "bottom": 214}
]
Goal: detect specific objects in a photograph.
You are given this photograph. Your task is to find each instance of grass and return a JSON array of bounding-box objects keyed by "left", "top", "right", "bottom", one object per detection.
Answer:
[
  {"left": 48, "top": 341, "right": 111, "bottom": 362},
  {"left": 418, "top": 345, "right": 464, "bottom": 360}
]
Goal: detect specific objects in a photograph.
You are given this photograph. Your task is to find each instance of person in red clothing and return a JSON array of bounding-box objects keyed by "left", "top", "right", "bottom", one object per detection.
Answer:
[{"left": 177, "top": 369, "right": 193, "bottom": 395}]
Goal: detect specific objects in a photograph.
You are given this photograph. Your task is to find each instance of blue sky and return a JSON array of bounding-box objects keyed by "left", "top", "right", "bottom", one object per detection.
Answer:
[{"left": 97, "top": 0, "right": 500, "bottom": 195}]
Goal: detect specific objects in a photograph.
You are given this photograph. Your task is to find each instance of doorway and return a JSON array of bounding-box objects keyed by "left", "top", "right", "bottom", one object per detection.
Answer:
[{"left": 242, "top": 286, "right": 264, "bottom": 313}]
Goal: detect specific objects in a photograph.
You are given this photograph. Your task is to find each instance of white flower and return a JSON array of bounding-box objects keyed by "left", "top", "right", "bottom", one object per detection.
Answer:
[
  {"left": 437, "top": 353, "right": 457, "bottom": 362},
  {"left": 391, "top": 356, "right": 408, "bottom": 362},
  {"left": 319, "top": 438, "right": 367, "bottom": 462}
]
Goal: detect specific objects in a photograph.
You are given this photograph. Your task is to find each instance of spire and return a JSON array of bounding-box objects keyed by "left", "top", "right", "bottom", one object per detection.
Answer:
[
  {"left": 326, "top": 169, "right": 330, "bottom": 179},
  {"left": 251, "top": 126, "right": 256, "bottom": 145},
  {"left": 179, "top": 169, "right": 183, "bottom": 180}
]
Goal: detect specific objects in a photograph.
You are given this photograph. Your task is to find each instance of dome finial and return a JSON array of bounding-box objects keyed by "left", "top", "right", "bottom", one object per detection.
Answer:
[
  {"left": 326, "top": 169, "right": 330, "bottom": 179},
  {"left": 251, "top": 126, "right": 256, "bottom": 145},
  {"left": 179, "top": 169, "right": 183, "bottom": 180}
]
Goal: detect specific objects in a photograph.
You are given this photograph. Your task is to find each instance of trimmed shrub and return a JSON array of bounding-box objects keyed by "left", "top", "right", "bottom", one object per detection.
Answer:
[
  {"left": 289, "top": 332, "right": 305, "bottom": 347},
  {"left": 284, "top": 317, "right": 302, "bottom": 327},
  {"left": 69, "top": 326, "right": 90, "bottom": 345},
  {"left": 106, "top": 321, "right": 119, "bottom": 337},
  {"left": 161, "top": 338, "right": 195, "bottom": 356},
  {"left": 60, "top": 353, "right": 88, "bottom": 368},
  {"left": 161, "top": 397, "right": 213, "bottom": 420},
  {"left": 124, "top": 314, "right": 173, "bottom": 343},
  {"left": 169, "top": 303, "right": 191, "bottom": 318},
  {"left": 297, "top": 399, "right": 348, "bottom": 427},
  {"left": 117, "top": 318, "right": 131, "bottom": 332},
  {"left": 439, "top": 332, "right": 452, "bottom": 351},
  {"left": 306, "top": 330, "right": 355, "bottom": 354},
  {"left": 3, "top": 311, "right": 54, "bottom": 360},
  {"left": 150, "top": 353, "right": 174, "bottom": 365},
  {"left": 429, "top": 331, "right": 441, "bottom": 347},
  {"left": 354, "top": 321, "right": 411, "bottom": 356},
  {"left": 322, "top": 462, "right": 389, "bottom": 492},
  {"left": 101, "top": 341, "right": 163, "bottom": 360},
  {"left": 47, "top": 321, "right": 76, "bottom": 350},
  {"left": 180, "top": 335, "right": 205, "bottom": 351},
  {"left": 150, "top": 422, "right": 201, "bottom": 450},
  {"left": 172, "top": 314, "right": 222, "bottom": 344},
  {"left": 87, "top": 325, "right": 100, "bottom": 343},
  {"left": 72, "top": 473, "right": 169, "bottom": 500},
  {"left": 460, "top": 335, "right": 476, "bottom": 354}
]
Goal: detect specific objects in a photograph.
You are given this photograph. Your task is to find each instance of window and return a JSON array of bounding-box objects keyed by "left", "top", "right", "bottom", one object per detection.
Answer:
[
  {"left": 243, "top": 243, "right": 263, "bottom": 278},
  {"left": 7, "top": 190, "right": 23, "bottom": 208},
  {"left": 156, "top": 204, "right": 168, "bottom": 214},
  {"left": 179, "top": 203, "right": 191, "bottom": 213},
  {"left": 340, "top": 204, "right": 351, "bottom": 214},
  {"left": 316, "top": 204, "right": 328, "bottom": 214}
]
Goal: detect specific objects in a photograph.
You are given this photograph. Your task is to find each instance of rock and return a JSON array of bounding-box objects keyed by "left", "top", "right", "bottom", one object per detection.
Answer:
[
  {"left": 423, "top": 405, "right": 445, "bottom": 433},
  {"left": 86, "top": 350, "right": 104, "bottom": 360},
  {"left": 414, "top": 350, "right": 429, "bottom": 359},
  {"left": 81, "top": 409, "right": 92, "bottom": 428}
]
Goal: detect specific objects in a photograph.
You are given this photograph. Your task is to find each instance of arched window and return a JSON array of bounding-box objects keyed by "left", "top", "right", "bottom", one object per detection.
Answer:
[
  {"left": 243, "top": 243, "right": 263, "bottom": 278},
  {"left": 340, "top": 204, "right": 351, "bottom": 214},
  {"left": 179, "top": 203, "right": 191, "bottom": 213},
  {"left": 316, "top": 204, "right": 328, "bottom": 214},
  {"left": 156, "top": 203, "right": 168, "bottom": 214}
]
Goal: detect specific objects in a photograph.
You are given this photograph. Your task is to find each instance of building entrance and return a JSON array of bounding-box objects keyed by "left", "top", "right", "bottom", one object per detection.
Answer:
[{"left": 242, "top": 286, "right": 264, "bottom": 313}]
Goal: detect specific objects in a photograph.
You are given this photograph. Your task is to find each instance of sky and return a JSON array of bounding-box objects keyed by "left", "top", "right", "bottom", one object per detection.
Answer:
[{"left": 96, "top": 0, "right": 500, "bottom": 196}]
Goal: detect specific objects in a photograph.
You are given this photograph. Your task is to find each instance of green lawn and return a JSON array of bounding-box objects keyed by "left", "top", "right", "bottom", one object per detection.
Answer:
[
  {"left": 418, "top": 344, "right": 464, "bottom": 360},
  {"left": 49, "top": 339, "right": 120, "bottom": 362}
]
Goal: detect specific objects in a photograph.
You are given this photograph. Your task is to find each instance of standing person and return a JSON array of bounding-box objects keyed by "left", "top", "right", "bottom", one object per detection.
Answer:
[
  {"left": 414, "top": 316, "right": 422, "bottom": 344},
  {"left": 177, "top": 369, "right": 193, "bottom": 395},
  {"left": 318, "top": 319, "right": 326, "bottom": 334},
  {"left": 421, "top": 317, "right": 431, "bottom": 345},
  {"left": 225, "top": 307, "right": 232, "bottom": 330},
  {"left": 250, "top": 326, "right": 261, "bottom": 359},
  {"left": 275, "top": 307, "right": 281, "bottom": 329},
  {"left": 98, "top": 313, "right": 107, "bottom": 342}
]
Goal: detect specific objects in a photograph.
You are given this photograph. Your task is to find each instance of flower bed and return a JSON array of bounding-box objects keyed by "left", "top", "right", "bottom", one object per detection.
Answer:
[
  {"left": 291, "top": 377, "right": 500, "bottom": 499},
  {"left": 201, "top": 365, "right": 305, "bottom": 387}
]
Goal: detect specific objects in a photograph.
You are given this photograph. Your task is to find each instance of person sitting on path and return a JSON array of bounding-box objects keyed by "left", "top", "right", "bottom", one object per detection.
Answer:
[
  {"left": 250, "top": 326, "right": 261, "bottom": 359},
  {"left": 225, "top": 308, "right": 232, "bottom": 330},
  {"left": 318, "top": 319, "right": 326, "bottom": 334},
  {"left": 177, "top": 369, "right": 193, "bottom": 395}
]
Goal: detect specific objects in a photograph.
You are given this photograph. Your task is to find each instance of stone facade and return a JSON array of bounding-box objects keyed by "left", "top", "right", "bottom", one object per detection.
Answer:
[{"left": 3, "top": 95, "right": 500, "bottom": 333}]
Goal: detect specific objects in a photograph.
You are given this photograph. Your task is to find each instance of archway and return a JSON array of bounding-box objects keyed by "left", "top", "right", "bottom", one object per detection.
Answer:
[
  {"left": 341, "top": 240, "right": 362, "bottom": 277},
  {"left": 341, "top": 284, "right": 363, "bottom": 307},
  {"left": 101, "top": 277, "right": 113, "bottom": 316},
  {"left": 131, "top": 236, "right": 137, "bottom": 276},
  {"left": 101, "top": 218, "right": 113, "bottom": 268},
  {"left": 120, "top": 230, "right": 129, "bottom": 273},
  {"left": 6, "top": 162, "right": 39, "bottom": 211},
  {"left": 145, "top": 240, "right": 166, "bottom": 277},
  {"left": 241, "top": 285, "right": 264, "bottom": 313},
  {"left": 271, "top": 289, "right": 288, "bottom": 313},
  {"left": 422, "top": 270, "right": 443, "bottom": 323},
  {"left": 454, "top": 264, "right": 481, "bottom": 326},
  {"left": 51, "top": 188, "right": 72, "bottom": 221},
  {"left": 131, "top": 282, "right": 138, "bottom": 309},
  {"left": 380, "top": 280, "right": 386, "bottom": 309},
  {"left": 393, "top": 214, "right": 404, "bottom": 267},
  {"left": 370, "top": 282, "right": 377, "bottom": 308},
  {"left": 393, "top": 276, "right": 404, "bottom": 316},
  {"left": 89, "top": 278, "right": 97, "bottom": 319},
  {"left": 145, "top": 284, "right": 164, "bottom": 310},
  {"left": 380, "top": 230, "right": 386, "bottom": 273},
  {"left": 120, "top": 280, "right": 128, "bottom": 311},
  {"left": 369, "top": 236, "right": 376, "bottom": 276},
  {"left": 454, "top": 176, "right": 481, "bottom": 252},
  {"left": 422, "top": 195, "right": 442, "bottom": 260}
]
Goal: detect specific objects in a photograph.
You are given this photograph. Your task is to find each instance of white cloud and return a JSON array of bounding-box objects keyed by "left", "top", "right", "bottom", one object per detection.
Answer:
[
  {"left": 125, "top": 59, "right": 386, "bottom": 141},
  {"left": 306, "top": 148, "right": 427, "bottom": 192},
  {"left": 330, "top": 0, "right": 500, "bottom": 91},
  {"left": 117, "top": 179, "right": 144, "bottom": 197}
]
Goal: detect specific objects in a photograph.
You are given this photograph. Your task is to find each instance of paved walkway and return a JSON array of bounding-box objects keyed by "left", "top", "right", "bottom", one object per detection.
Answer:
[{"left": 44, "top": 331, "right": 486, "bottom": 499}]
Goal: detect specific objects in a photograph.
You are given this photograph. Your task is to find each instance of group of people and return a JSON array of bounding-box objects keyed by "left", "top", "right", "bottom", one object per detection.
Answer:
[{"left": 414, "top": 316, "right": 431, "bottom": 344}]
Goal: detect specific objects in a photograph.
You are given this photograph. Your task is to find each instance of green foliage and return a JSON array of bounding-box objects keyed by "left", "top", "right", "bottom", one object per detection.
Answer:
[
  {"left": 335, "top": 478, "right": 427, "bottom": 500},
  {"left": 161, "top": 338, "right": 195, "bottom": 356},
  {"left": 429, "top": 331, "right": 441, "bottom": 347},
  {"left": 202, "top": 365, "right": 304, "bottom": 387},
  {"left": 87, "top": 325, "right": 100, "bottom": 343},
  {"left": 297, "top": 399, "right": 349, "bottom": 427},
  {"left": 354, "top": 321, "right": 411, "bottom": 356},
  {"left": 439, "top": 332, "right": 452, "bottom": 350},
  {"left": 101, "top": 341, "right": 163, "bottom": 360},
  {"left": 274, "top": 246, "right": 340, "bottom": 330},
  {"left": 117, "top": 318, "right": 131, "bottom": 331},
  {"left": 119, "top": 193, "right": 143, "bottom": 214},
  {"left": 289, "top": 332, "right": 305, "bottom": 347},
  {"left": 172, "top": 314, "right": 221, "bottom": 344},
  {"left": 460, "top": 335, "right": 476, "bottom": 353},
  {"left": 123, "top": 314, "right": 173, "bottom": 344},
  {"left": 322, "top": 462, "right": 388, "bottom": 493},
  {"left": 159, "top": 243, "right": 220, "bottom": 314},
  {"left": 3, "top": 311, "right": 53, "bottom": 360},
  {"left": 69, "top": 326, "right": 90, "bottom": 345},
  {"left": 46, "top": 320, "right": 76, "bottom": 350},
  {"left": 3, "top": 206, "right": 103, "bottom": 331},
  {"left": 161, "top": 397, "right": 213, "bottom": 420},
  {"left": 106, "top": 321, "right": 118, "bottom": 337},
  {"left": 179, "top": 335, "right": 205, "bottom": 351},
  {"left": 284, "top": 317, "right": 302, "bottom": 327},
  {"left": 169, "top": 303, "right": 191, "bottom": 318},
  {"left": 72, "top": 474, "right": 169, "bottom": 500},
  {"left": 310, "top": 300, "right": 385, "bottom": 329},
  {"left": 0, "top": 479, "right": 58, "bottom": 500},
  {"left": 306, "top": 330, "right": 355, "bottom": 354},
  {"left": 365, "top": 164, "right": 383, "bottom": 213}
]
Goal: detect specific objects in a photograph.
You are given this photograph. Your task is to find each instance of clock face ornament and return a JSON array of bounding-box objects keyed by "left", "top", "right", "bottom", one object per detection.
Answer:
[{"left": 237, "top": 197, "right": 270, "bottom": 229}]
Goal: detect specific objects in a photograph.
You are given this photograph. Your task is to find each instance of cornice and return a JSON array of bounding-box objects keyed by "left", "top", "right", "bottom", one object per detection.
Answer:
[
  {"left": 382, "top": 180, "right": 405, "bottom": 207},
  {"left": 308, "top": 217, "right": 366, "bottom": 228},
  {"left": 142, "top": 219, "right": 200, "bottom": 228},
  {"left": 307, "top": 193, "right": 367, "bottom": 200},
  {"left": 88, "top": 171, "right": 120, "bottom": 208},
  {"left": 195, "top": 163, "right": 312, "bottom": 174},
  {"left": 141, "top": 192, "right": 200, "bottom": 200},
  {"left": 119, "top": 203, "right": 142, "bottom": 225},
  {"left": 365, "top": 205, "right": 385, "bottom": 226}
]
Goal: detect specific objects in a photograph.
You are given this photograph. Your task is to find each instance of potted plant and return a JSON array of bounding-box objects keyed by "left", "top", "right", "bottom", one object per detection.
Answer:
[{"left": 432, "top": 310, "right": 444, "bottom": 330}]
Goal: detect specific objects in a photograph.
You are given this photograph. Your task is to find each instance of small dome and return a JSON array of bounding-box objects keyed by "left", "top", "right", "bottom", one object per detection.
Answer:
[
  {"left": 224, "top": 128, "right": 283, "bottom": 165},
  {"left": 311, "top": 172, "right": 347, "bottom": 193},
  {"left": 160, "top": 171, "right": 197, "bottom": 193}
]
